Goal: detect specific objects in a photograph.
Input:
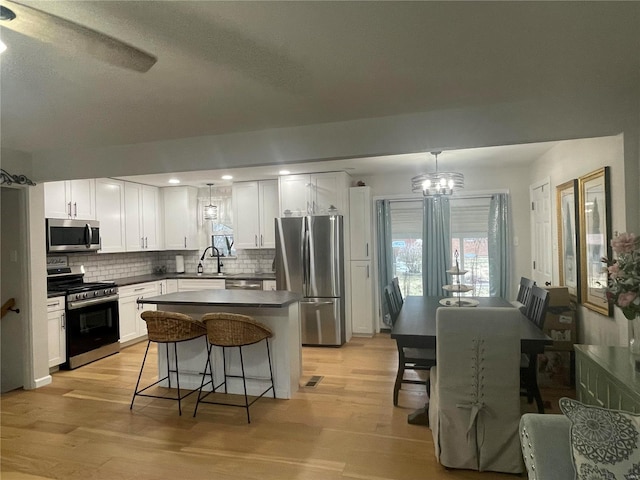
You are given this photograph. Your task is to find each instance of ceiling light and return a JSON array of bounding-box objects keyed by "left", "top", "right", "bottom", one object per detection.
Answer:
[
  {"left": 279, "top": 170, "right": 291, "bottom": 175},
  {"left": 411, "top": 151, "right": 464, "bottom": 197},
  {"left": 203, "top": 183, "right": 218, "bottom": 221},
  {"left": 221, "top": 175, "right": 233, "bottom": 180},
  {"left": 168, "top": 178, "right": 180, "bottom": 184},
  {"left": 0, "top": 40, "right": 6, "bottom": 54}
]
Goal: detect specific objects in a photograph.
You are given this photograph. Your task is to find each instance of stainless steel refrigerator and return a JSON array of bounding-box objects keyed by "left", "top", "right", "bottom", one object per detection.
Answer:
[{"left": 275, "top": 215, "right": 346, "bottom": 346}]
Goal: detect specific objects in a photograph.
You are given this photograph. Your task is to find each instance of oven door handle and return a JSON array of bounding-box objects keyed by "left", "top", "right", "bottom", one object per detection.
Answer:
[{"left": 67, "top": 294, "right": 119, "bottom": 310}]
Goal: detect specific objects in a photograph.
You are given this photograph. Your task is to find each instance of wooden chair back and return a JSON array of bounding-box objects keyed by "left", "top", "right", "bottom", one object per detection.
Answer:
[
  {"left": 391, "top": 277, "right": 403, "bottom": 306},
  {"left": 516, "top": 277, "right": 535, "bottom": 306},
  {"left": 525, "top": 286, "right": 550, "bottom": 330},
  {"left": 384, "top": 284, "right": 401, "bottom": 326}
]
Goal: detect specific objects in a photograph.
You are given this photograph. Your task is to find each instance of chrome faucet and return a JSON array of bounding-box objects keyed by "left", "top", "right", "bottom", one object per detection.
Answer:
[{"left": 200, "top": 246, "right": 223, "bottom": 274}]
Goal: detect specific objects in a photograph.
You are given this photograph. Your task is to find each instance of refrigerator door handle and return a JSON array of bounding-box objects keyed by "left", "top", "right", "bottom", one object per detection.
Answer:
[
  {"left": 300, "top": 300, "right": 334, "bottom": 306},
  {"left": 302, "top": 217, "right": 309, "bottom": 295}
]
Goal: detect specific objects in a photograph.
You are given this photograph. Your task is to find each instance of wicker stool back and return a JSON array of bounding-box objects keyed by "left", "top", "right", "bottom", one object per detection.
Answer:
[{"left": 130, "top": 311, "right": 207, "bottom": 416}]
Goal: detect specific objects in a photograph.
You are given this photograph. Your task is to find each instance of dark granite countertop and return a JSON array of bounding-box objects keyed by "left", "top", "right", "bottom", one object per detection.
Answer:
[
  {"left": 139, "top": 289, "right": 300, "bottom": 308},
  {"left": 111, "top": 272, "right": 275, "bottom": 287}
]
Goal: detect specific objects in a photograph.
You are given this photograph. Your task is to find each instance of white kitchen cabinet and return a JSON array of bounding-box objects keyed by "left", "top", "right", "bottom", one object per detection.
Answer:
[
  {"left": 124, "top": 182, "right": 162, "bottom": 252},
  {"left": 349, "top": 186, "right": 372, "bottom": 260},
  {"left": 118, "top": 282, "right": 160, "bottom": 345},
  {"left": 163, "top": 186, "right": 198, "bottom": 250},
  {"left": 262, "top": 280, "right": 277, "bottom": 291},
  {"left": 47, "top": 296, "right": 66, "bottom": 368},
  {"left": 44, "top": 179, "right": 96, "bottom": 220},
  {"left": 350, "top": 261, "right": 374, "bottom": 335},
  {"left": 177, "top": 278, "right": 225, "bottom": 292},
  {"left": 95, "top": 178, "right": 126, "bottom": 253},
  {"left": 232, "top": 180, "right": 278, "bottom": 249},
  {"left": 165, "top": 279, "right": 178, "bottom": 294},
  {"left": 279, "top": 172, "right": 350, "bottom": 216}
]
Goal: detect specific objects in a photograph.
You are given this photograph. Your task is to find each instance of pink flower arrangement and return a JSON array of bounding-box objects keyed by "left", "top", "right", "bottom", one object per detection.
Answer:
[{"left": 605, "top": 233, "right": 640, "bottom": 319}]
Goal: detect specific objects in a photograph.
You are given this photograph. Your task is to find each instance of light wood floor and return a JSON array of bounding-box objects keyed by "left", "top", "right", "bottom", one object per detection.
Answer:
[{"left": 1, "top": 334, "right": 574, "bottom": 480}]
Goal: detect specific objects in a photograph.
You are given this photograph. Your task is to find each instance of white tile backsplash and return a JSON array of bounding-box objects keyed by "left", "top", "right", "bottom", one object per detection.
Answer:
[{"left": 64, "top": 249, "right": 276, "bottom": 281}]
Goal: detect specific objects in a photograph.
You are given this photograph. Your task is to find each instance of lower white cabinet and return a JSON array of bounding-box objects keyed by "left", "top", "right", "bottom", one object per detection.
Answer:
[
  {"left": 350, "top": 261, "right": 374, "bottom": 335},
  {"left": 118, "top": 282, "right": 161, "bottom": 345},
  {"left": 165, "top": 279, "right": 178, "bottom": 294},
  {"left": 263, "top": 280, "right": 277, "bottom": 291},
  {"left": 47, "top": 296, "right": 66, "bottom": 368},
  {"left": 177, "top": 279, "right": 225, "bottom": 292}
]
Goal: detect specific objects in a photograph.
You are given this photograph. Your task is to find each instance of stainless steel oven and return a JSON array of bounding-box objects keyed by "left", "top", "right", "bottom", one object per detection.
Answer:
[
  {"left": 47, "top": 265, "right": 120, "bottom": 369},
  {"left": 65, "top": 289, "right": 119, "bottom": 369}
]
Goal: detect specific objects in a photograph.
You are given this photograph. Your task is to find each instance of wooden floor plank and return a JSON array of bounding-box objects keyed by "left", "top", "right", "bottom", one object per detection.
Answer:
[{"left": 1, "top": 333, "right": 573, "bottom": 479}]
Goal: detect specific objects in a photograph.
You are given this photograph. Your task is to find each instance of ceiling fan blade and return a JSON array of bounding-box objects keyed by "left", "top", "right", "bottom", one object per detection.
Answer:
[{"left": 0, "top": 0, "right": 157, "bottom": 72}]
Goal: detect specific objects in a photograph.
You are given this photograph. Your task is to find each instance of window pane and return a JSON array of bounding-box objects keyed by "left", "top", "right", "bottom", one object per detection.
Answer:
[{"left": 390, "top": 201, "right": 423, "bottom": 296}]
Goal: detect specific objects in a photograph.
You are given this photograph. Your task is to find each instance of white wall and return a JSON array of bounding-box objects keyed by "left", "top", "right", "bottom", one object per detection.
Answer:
[{"left": 530, "top": 135, "right": 627, "bottom": 346}]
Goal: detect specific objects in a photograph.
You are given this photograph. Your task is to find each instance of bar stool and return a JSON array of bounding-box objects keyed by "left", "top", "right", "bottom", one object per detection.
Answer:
[
  {"left": 194, "top": 313, "right": 275, "bottom": 423},
  {"left": 130, "top": 310, "right": 207, "bottom": 415}
]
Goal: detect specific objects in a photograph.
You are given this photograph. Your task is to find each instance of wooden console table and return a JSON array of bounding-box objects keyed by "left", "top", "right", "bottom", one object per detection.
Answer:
[{"left": 575, "top": 344, "right": 640, "bottom": 413}]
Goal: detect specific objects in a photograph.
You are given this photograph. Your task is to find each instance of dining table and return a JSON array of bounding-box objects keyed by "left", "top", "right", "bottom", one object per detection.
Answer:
[{"left": 390, "top": 295, "right": 553, "bottom": 425}]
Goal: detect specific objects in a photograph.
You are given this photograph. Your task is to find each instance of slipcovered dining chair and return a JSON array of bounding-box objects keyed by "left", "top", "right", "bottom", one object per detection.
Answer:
[
  {"left": 130, "top": 310, "right": 207, "bottom": 416},
  {"left": 194, "top": 312, "right": 275, "bottom": 423},
  {"left": 520, "top": 285, "right": 551, "bottom": 413},
  {"left": 385, "top": 284, "right": 436, "bottom": 406},
  {"left": 429, "top": 307, "right": 524, "bottom": 474}
]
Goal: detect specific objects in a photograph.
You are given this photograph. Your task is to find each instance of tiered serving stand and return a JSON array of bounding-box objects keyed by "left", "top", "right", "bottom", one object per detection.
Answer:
[{"left": 440, "top": 251, "right": 479, "bottom": 307}]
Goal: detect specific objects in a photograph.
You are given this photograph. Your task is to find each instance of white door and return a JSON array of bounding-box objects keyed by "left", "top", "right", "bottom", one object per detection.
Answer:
[
  {"left": 95, "top": 178, "right": 126, "bottom": 253},
  {"left": 259, "top": 180, "right": 278, "bottom": 248},
  {"left": 232, "top": 181, "right": 260, "bottom": 248},
  {"left": 69, "top": 179, "right": 96, "bottom": 220},
  {"left": 1, "top": 187, "right": 26, "bottom": 392},
  {"left": 124, "top": 182, "right": 143, "bottom": 251},
  {"left": 530, "top": 179, "right": 553, "bottom": 287},
  {"left": 142, "top": 185, "right": 160, "bottom": 249},
  {"left": 313, "top": 173, "right": 339, "bottom": 214},
  {"left": 279, "top": 175, "right": 310, "bottom": 215},
  {"left": 350, "top": 260, "right": 374, "bottom": 334},
  {"left": 44, "top": 181, "right": 70, "bottom": 218}
]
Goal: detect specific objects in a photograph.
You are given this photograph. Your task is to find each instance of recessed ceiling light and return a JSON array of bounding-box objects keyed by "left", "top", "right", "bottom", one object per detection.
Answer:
[
  {"left": 279, "top": 170, "right": 291, "bottom": 175},
  {"left": 221, "top": 175, "right": 233, "bottom": 180},
  {"left": 168, "top": 178, "right": 180, "bottom": 184}
]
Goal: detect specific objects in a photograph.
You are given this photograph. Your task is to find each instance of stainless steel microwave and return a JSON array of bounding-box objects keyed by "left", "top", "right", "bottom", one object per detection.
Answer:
[{"left": 46, "top": 218, "right": 100, "bottom": 253}]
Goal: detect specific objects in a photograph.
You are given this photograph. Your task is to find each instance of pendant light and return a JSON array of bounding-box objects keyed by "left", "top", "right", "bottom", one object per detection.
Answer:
[
  {"left": 203, "top": 183, "right": 218, "bottom": 220},
  {"left": 411, "top": 151, "right": 464, "bottom": 197}
]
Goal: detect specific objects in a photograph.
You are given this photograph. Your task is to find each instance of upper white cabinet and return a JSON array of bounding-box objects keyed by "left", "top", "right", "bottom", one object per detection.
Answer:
[
  {"left": 349, "top": 186, "right": 372, "bottom": 260},
  {"left": 232, "top": 180, "right": 278, "bottom": 249},
  {"left": 124, "top": 182, "right": 162, "bottom": 251},
  {"left": 279, "top": 172, "right": 350, "bottom": 216},
  {"left": 95, "top": 178, "right": 126, "bottom": 253},
  {"left": 44, "top": 179, "right": 96, "bottom": 220},
  {"left": 163, "top": 186, "right": 198, "bottom": 250}
]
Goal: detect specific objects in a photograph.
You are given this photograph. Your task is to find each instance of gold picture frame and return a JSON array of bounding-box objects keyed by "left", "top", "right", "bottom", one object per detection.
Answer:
[
  {"left": 556, "top": 179, "right": 580, "bottom": 302},
  {"left": 578, "top": 167, "right": 612, "bottom": 316}
]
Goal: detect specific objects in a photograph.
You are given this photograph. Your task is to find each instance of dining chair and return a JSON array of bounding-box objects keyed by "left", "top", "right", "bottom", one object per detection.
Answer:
[
  {"left": 385, "top": 284, "right": 436, "bottom": 406},
  {"left": 520, "top": 285, "right": 551, "bottom": 413},
  {"left": 511, "top": 277, "right": 535, "bottom": 312},
  {"left": 429, "top": 307, "right": 524, "bottom": 474},
  {"left": 391, "top": 277, "right": 403, "bottom": 307}
]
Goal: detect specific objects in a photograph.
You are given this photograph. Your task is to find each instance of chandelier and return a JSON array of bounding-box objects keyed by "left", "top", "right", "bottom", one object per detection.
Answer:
[
  {"left": 203, "top": 183, "right": 218, "bottom": 220},
  {"left": 411, "top": 151, "right": 464, "bottom": 197}
]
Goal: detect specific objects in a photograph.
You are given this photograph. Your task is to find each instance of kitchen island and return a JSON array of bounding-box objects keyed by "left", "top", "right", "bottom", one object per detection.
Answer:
[{"left": 138, "top": 290, "right": 302, "bottom": 399}]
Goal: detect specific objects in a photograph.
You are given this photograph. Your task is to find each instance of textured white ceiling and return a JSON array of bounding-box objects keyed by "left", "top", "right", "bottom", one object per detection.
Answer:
[{"left": 0, "top": 1, "right": 637, "bottom": 183}]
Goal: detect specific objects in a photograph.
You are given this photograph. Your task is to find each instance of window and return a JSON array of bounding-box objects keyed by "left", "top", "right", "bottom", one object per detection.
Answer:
[
  {"left": 390, "top": 200, "right": 423, "bottom": 296},
  {"left": 450, "top": 197, "right": 491, "bottom": 296}
]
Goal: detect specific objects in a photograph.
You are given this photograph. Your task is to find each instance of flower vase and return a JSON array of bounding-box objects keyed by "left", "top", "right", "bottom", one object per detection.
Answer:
[{"left": 630, "top": 315, "right": 640, "bottom": 373}]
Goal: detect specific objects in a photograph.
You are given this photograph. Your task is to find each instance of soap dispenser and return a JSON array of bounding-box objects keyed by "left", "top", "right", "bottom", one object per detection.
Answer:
[{"left": 197, "top": 261, "right": 203, "bottom": 275}]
